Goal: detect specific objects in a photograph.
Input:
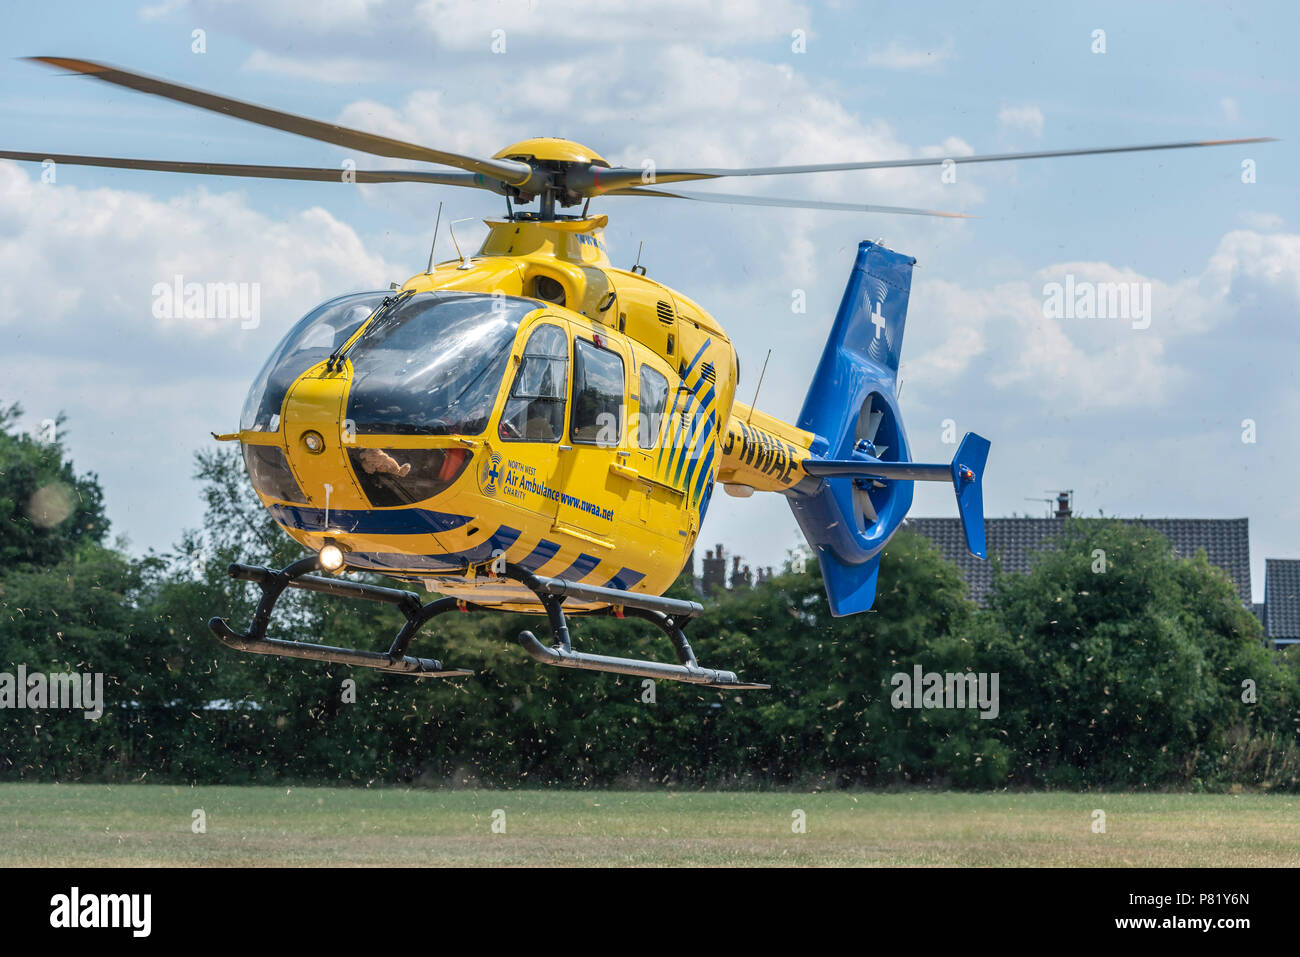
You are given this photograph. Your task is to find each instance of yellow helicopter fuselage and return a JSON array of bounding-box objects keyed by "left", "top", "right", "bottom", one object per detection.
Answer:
[{"left": 237, "top": 215, "right": 816, "bottom": 611}]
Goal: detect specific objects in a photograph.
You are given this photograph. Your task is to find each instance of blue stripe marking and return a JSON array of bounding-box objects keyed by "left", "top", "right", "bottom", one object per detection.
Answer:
[
  {"left": 675, "top": 402, "right": 716, "bottom": 487},
  {"left": 682, "top": 340, "right": 710, "bottom": 378},
  {"left": 667, "top": 394, "right": 696, "bottom": 480},
  {"left": 661, "top": 338, "right": 712, "bottom": 476},
  {"left": 656, "top": 336, "right": 713, "bottom": 479},
  {"left": 681, "top": 408, "right": 717, "bottom": 489},
  {"left": 268, "top": 504, "right": 472, "bottom": 535},
  {"left": 676, "top": 408, "right": 707, "bottom": 486},
  {"left": 655, "top": 385, "right": 686, "bottom": 471},
  {"left": 346, "top": 552, "right": 468, "bottom": 572},
  {"left": 555, "top": 553, "right": 601, "bottom": 581},
  {"left": 437, "top": 525, "right": 522, "bottom": 565},
  {"left": 601, "top": 568, "right": 646, "bottom": 591},
  {"left": 691, "top": 444, "right": 716, "bottom": 505},
  {"left": 672, "top": 410, "right": 701, "bottom": 485},
  {"left": 672, "top": 346, "right": 719, "bottom": 487},
  {"left": 321, "top": 525, "right": 520, "bottom": 573},
  {"left": 689, "top": 369, "right": 716, "bottom": 406},
  {"left": 517, "top": 538, "right": 561, "bottom": 571}
]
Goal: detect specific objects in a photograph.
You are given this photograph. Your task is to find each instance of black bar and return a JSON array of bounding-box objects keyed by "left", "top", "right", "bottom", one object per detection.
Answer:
[
  {"left": 228, "top": 562, "right": 422, "bottom": 611},
  {"left": 209, "top": 618, "right": 470, "bottom": 677}
]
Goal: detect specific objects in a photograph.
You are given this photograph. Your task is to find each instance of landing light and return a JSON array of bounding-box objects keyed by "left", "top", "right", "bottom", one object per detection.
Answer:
[{"left": 319, "top": 544, "right": 345, "bottom": 571}]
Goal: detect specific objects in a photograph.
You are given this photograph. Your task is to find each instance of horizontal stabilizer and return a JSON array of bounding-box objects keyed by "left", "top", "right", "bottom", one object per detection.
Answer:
[{"left": 802, "top": 431, "right": 991, "bottom": 559}]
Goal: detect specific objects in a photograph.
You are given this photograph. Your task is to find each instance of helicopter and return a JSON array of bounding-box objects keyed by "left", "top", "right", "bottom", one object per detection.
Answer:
[{"left": 4, "top": 57, "right": 1271, "bottom": 690}]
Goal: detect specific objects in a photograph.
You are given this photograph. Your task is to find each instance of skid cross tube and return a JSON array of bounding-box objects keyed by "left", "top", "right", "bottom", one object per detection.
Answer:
[
  {"left": 504, "top": 564, "right": 768, "bottom": 689},
  {"left": 208, "top": 557, "right": 475, "bottom": 678}
]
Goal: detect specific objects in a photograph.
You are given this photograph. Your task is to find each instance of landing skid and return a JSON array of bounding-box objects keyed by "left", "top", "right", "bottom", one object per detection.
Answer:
[
  {"left": 509, "top": 566, "right": 768, "bottom": 689},
  {"left": 207, "top": 556, "right": 768, "bottom": 689}
]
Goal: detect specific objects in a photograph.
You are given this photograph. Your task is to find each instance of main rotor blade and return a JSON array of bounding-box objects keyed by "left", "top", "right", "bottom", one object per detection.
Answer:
[
  {"left": 606, "top": 186, "right": 971, "bottom": 218},
  {"left": 27, "top": 56, "right": 533, "bottom": 186},
  {"left": 0, "top": 149, "right": 505, "bottom": 190},
  {"left": 574, "top": 137, "right": 1275, "bottom": 193}
]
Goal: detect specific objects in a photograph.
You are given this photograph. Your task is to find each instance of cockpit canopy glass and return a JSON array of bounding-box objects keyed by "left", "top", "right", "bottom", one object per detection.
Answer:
[
  {"left": 346, "top": 293, "right": 539, "bottom": 436},
  {"left": 241, "top": 291, "right": 387, "bottom": 433}
]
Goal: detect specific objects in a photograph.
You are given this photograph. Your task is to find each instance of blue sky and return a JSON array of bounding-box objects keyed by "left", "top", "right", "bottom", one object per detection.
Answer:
[{"left": 2, "top": 0, "right": 1297, "bottom": 599}]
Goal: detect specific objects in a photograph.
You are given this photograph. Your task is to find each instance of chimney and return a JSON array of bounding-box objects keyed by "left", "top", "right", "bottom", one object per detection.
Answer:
[
  {"left": 702, "top": 546, "right": 726, "bottom": 595},
  {"left": 1055, "top": 491, "right": 1072, "bottom": 519}
]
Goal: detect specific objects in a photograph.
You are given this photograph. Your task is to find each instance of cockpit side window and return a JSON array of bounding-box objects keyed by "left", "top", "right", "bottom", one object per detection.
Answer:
[
  {"left": 499, "top": 323, "right": 569, "bottom": 442},
  {"left": 241, "top": 291, "right": 387, "bottom": 432},
  {"left": 571, "top": 338, "right": 625, "bottom": 446}
]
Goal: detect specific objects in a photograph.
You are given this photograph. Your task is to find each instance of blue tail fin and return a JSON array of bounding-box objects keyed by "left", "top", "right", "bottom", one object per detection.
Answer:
[{"left": 786, "top": 241, "right": 990, "bottom": 616}]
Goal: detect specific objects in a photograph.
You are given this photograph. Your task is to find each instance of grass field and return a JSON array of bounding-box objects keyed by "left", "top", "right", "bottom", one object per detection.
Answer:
[{"left": 1, "top": 784, "right": 1296, "bottom": 866}]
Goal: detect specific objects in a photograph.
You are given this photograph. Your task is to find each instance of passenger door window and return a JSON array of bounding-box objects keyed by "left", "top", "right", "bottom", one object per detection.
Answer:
[{"left": 571, "top": 337, "right": 626, "bottom": 446}]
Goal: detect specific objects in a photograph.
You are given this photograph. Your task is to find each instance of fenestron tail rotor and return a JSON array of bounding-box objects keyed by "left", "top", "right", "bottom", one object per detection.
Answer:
[
  {"left": 3, "top": 56, "right": 1275, "bottom": 221},
  {"left": 853, "top": 394, "right": 890, "bottom": 525}
]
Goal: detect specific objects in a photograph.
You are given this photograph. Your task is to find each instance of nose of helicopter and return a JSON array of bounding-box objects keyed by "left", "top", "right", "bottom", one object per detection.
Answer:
[
  {"left": 279, "top": 368, "right": 364, "bottom": 513},
  {"left": 272, "top": 364, "right": 474, "bottom": 524}
]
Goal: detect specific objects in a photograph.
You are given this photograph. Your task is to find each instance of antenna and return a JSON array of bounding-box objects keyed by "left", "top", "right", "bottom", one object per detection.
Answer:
[
  {"left": 1023, "top": 496, "right": 1054, "bottom": 518},
  {"left": 425, "top": 201, "right": 443, "bottom": 274},
  {"left": 745, "top": 349, "right": 772, "bottom": 425},
  {"left": 1023, "top": 490, "right": 1074, "bottom": 519},
  {"left": 631, "top": 241, "right": 646, "bottom": 275},
  {"left": 449, "top": 217, "right": 474, "bottom": 270}
]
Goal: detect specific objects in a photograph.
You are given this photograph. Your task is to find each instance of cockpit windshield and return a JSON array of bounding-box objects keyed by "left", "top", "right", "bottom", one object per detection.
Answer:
[
  {"left": 241, "top": 291, "right": 388, "bottom": 432},
  {"left": 345, "top": 293, "right": 539, "bottom": 436}
]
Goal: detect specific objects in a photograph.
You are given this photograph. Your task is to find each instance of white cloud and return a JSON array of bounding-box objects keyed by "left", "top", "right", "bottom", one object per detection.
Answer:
[
  {"left": 418, "top": 0, "right": 809, "bottom": 48},
  {"left": 901, "top": 230, "right": 1300, "bottom": 422},
  {"left": 189, "top": 0, "right": 808, "bottom": 53},
  {"left": 138, "top": 0, "right": 187, "bottom": 20},
  {"left": 864, "top": 38, "right": 954, "bottom": 72},
  {"left": 195, "top": 0, "right": 384, "bottom": 33},
  {"left": 242, "top": 50, "right": 387, "bottom": 85},
  {"left": 997, "top": 104, "right": 1044, "bottom": 138},
  {"left": 1238, "top": 210, "right": 1284, "bottom": 231},
  {"left": 0, "top": 161, "right": 397, "bottom": 337}
]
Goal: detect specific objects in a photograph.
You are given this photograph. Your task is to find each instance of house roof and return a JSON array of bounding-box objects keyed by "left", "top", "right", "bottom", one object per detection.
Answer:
[
  {"left": 904, "top": 517, "right": 1252, "bottom": 605},
  {"left": 1264, "top": 558, "right": 1300, "bottom": 639}
]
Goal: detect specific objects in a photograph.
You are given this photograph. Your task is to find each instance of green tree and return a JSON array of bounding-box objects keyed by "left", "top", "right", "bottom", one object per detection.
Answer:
[
  {"left": 976, "top": 519, "right": 1298, "bottom": 789},
  {"left": 0, "top": 403, "right": 108, "bottom": 567}
]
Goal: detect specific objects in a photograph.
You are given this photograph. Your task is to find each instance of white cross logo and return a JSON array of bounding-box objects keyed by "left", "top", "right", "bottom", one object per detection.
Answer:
[{"left": 871, "top": 301, "right": 886, "bottom": 339}]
